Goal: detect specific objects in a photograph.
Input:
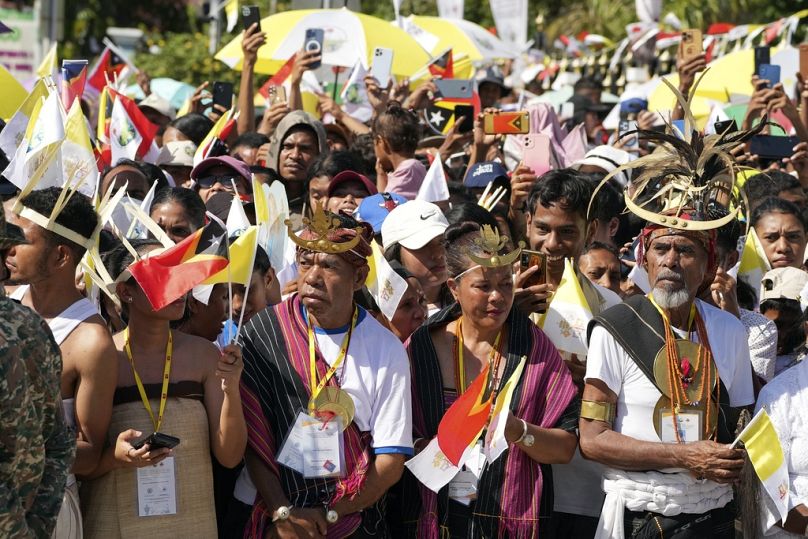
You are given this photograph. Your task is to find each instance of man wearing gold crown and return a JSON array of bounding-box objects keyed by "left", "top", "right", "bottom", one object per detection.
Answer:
[
  {"left": 578, "top": 114, "right": 758, "bottom": 537},
  {"left": 237, "top": 205, "right": 412, "bottom": 538}
]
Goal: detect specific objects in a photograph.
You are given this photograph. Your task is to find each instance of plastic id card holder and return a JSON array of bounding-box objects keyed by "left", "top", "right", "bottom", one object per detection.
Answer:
[
  {"left": 659, "top": 409, "right": 702, "bottom": 443},
  {"left": 277, "top": 410, "right": 346, "bottom": 478},
  {"left": 137, "top": 456, "right": 177, "bottom": 517}
]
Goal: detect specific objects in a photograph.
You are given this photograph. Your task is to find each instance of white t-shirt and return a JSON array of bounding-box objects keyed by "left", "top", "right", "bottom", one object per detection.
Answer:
[
  {"left": 586, "top": 299, "right": 755, "bottom": 444},
  {"left": 234, "top": 307, "right": 413, "bottom": 504}
]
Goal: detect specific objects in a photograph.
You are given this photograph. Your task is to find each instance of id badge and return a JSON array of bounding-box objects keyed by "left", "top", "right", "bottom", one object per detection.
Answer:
[
  {"left": 277, "top": 411, "right": 345, "bottom": 478},
  {"left": 137, "top": 456, "right": 177, "bottom": 517},
  {"left": 659, "top": 409, "right": 702, "bottom": 443}
]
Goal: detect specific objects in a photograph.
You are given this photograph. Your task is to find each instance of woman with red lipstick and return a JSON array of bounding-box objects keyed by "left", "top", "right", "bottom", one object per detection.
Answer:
[
  {"left": 396, "top": 222, "right": 579, "bottom": 538},
  {"left": 80, "top": 240, "right": 246, "bottom": 538}
]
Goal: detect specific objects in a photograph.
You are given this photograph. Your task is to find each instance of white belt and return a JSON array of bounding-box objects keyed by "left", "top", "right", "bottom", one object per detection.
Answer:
[{"left": 594, "top": 468, "right": 734, "bottom": 539}]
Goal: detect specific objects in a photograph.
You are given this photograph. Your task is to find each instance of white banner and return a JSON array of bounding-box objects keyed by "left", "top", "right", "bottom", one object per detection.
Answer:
[
  {"left": 437, "top": 0, "right": 464, "bottom": 19},
  {"left": 489, "top": 0, "right": 527, "bottom": 48},
  {"left": 0, "top": 6, "right": 40, "bottom": 81}
]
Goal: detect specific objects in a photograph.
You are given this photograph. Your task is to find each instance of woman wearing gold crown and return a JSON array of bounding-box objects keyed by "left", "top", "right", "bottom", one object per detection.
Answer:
[
  {"left": 395, "top": 221, "right": 579, "bottom": 538},
  {"left": 579, "top": 82, "right": 758, "bottom": 538}
]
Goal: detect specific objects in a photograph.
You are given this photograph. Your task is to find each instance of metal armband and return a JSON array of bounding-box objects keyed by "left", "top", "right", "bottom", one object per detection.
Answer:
[{"left": 580, "top": 400, "right": 616, "bottom": 426}]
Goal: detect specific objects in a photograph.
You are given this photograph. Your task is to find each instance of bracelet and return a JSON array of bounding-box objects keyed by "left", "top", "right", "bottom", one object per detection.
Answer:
[{"left": 513, "top": 418, "right": 529, "bottom": 445}]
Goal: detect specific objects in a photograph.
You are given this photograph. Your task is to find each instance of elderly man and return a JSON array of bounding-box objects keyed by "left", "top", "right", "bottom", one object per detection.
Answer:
[
  {"left": 580, "top": 214, "right": 755, "bottom": 538},
  {"left": 0, "top": 205, "right": 75, "bottom": 536},
  {"left": 238, "top": 205, "right": 412, "bottom": 538}
]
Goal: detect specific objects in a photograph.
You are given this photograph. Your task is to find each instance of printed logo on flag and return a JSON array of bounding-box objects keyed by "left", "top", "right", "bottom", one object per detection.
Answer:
[{"left": 114, "top": 118, "right": 137, "bottom": 147}]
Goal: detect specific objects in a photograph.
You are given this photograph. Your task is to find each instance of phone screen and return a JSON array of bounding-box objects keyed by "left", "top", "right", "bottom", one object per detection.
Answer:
[{"left": 453, "top": 105, "right": 474, "bottom": 133}]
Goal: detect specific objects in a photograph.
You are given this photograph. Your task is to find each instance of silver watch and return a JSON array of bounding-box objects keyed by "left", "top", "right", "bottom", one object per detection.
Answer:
[
  {"left": 326, "top": 508, "right": 339, "bottom": 524},
  {"left": 272, "top": 506, "right": 291, "bottom": 522}
]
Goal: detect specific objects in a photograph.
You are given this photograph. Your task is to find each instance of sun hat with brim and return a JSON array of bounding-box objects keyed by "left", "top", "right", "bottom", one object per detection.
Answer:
[
  {"left": 381, "top": 199, "right": 448, "bottom": 251},
  {"left": 156, "top": 140, "right": 197, "bottom": 168},
  {"left": 191, "top": 155, "right": 252, "bottom": 183},
  {"left": 327, "top": 170, "right": 378, "bottom": 198},
  {"left": 138, "top": 93, "right": 177, "bottom": 121}
]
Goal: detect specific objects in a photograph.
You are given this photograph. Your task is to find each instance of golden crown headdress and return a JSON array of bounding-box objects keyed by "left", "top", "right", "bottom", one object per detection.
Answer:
[
  {"left": 285, "top": 202, "right": 364, "bottom": 254},
  {"left": 465, "top": 225, "right": 524, "bottom": 268}
]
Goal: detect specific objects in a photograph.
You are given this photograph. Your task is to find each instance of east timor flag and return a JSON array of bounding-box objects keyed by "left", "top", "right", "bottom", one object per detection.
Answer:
[
  {"left": 129, "top": 220, "right": 229, "bottom": 311},
  {"left": 437, "top": 362, "right": 494, "bottom": 466}
]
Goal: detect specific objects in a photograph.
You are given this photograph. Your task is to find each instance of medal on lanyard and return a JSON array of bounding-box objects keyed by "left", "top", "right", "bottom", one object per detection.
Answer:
[
  {"left": 307, "top": 307, "right": 358, "bottom": 430},
  {"left": 124, "top": 328, "right": 173, "bottom": 432}
]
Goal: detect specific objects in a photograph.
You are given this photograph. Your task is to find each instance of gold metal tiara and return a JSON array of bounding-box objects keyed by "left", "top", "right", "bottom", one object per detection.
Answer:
[
  {"left": 465, "top": 225, "right": 523, "bottom": 268},
  {"left": 285, "top": 202, "right": 363, "bottom": 254}
]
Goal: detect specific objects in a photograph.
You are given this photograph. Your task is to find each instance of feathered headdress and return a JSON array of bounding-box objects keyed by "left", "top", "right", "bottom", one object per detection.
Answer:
[{"left": 589, "top": 71, "right": 766, "bottom": 232}]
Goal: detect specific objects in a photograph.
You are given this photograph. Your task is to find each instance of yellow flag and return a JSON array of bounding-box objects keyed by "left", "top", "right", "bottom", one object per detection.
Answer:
[
  {"left": 537, "top": 258, "right": 594, "bottom": 356},
  {"left": 203, "top": 225, "right": 259, "bottom": 286},
  {"left": 37, "top": 43, "right": 58, "bottom": 79},
  {"left": 736, "top": 408, "right": 789, "bottom": 522},
  {"left": 365, "top": 240, "right": 408, "bottom": 320},
  {"left": 0, "top": 64, "right": 28, "bottom": 121},
  {"left": 62, "top": 99, "right": 100, "bottom": 197},
  {"left": 224, "top": 0, "right": 239, "bottom": 33},
  {"left": 0, "top": 78, "right": 48, "bottom": 158},
  {"left": 737, "top": 227, "right": 770, "bottom": 301},
  {"left": 194, "top": 108, "right": 233, "bottom": 166}
]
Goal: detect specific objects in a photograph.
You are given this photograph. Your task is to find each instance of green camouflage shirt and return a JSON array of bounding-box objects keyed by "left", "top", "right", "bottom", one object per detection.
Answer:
[{"left": 0, "top": 297, "right": 75, "bottom": 537}]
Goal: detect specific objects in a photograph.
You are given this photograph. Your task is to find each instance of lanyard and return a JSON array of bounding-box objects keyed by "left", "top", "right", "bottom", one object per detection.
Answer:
[
  {"left": 124, "top": 327, "right": 173, "bottom": 432},
  {"left": 454, "top": 317, "right": 503, "bottom": 395},
  {"left": 307, "top": 307, "right": 358, "bottom": 414},
  {"left": 647, "top": 294, "right": 696, "bottom": 334}
]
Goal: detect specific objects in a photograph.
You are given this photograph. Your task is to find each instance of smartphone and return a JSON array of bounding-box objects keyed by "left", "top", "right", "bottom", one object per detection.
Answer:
[
  {"left": 241, "top": 5, "right": 260, "bottom": 32},
  {"left": 371, "top": 47, "right": 394, "bottom": 88},
  {"left": 619, "top": 120, "right": 639, "bottom": 149},
  {"left": 267, "top": 85, "right": 286, "bottom": 106},
  {"left": 754, "top": 46, "right": 770, "bottom": 77},
  {"left": 483, "top": 111, "right": 530, "bottom": 135},
  {"left": 303, "top": 28, "right": 324, "bottom": 69},
  {"left": 758, "top": 64, "right": 780, "bottom": 88},
  {"left": 212, "top": 81, "right": 234, "bottom": 110},
  {"left": 680, "top": 29, "right": 703, "bottom": 61},
  {"left": 801, "top": 44, "right": 808, "bottom": 78},
  {"left": 131, "top": 432, "right": 181, "bottom": 451},
  {"left": 520, "top": 249, "right": 547, "bottom": 289},
  {"left": 434, "top": 79, "right": 473, "bottom": 100},
  {"left": 749, "top": 135, "right": 800, "bottom": 161},
  {"left": 714, "top": 119, "right": 737, "bottom": 135},
  {"left": 521, "top": 133, "right": 552, "bottom": 177},
  {"left": 453, "top": 104, "right": 474, "bottom": 133}
]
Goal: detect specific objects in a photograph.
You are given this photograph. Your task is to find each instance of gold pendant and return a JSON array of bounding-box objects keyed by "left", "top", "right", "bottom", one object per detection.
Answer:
[
  {"left": 652, "top": 339, "right": 717, "bottom": 402},
  {"left": 310, "top": 387, "right": 355, "bottom": 431}
]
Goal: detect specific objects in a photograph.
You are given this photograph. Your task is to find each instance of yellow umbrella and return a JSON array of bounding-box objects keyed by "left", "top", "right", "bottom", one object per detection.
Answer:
[
  {"left": 648, "top": 49, "right": 755, "bottom": 115},
  {"left": 404, "top": 15, "right": 517, "bottom": 61},
  {"left": 216, "top": 8, "right": 430, "bottom": 78}
]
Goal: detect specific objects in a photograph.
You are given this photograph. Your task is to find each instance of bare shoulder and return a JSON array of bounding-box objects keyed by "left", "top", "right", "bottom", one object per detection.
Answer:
[
  {"left": 61, "top": 315, "right": 117, "bottom": 362},
  {"left": 173, "top": 330, "right": 221, "bottom": 365}
]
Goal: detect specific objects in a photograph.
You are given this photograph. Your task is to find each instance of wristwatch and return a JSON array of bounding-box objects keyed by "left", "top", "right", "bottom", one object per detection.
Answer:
[
  {"left": 514, "top": 419, "right": 535, "bottom": 447},
  {"left": 271, "top": 506, "right": 291, "bottom": 523},
  {"left": 326, "top": 508, "right": 339, "bottom": 524}
]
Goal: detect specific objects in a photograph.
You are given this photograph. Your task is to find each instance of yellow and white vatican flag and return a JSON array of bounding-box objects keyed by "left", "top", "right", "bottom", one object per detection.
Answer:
[
  {"left": 484, "top": 356, "right": 527, "bottom": 464},
  {"left": 62, "top": 98, "right": 99, "bottom": 198},
  {"left": 0, "top": 78, "right": 48, "bottom": 161},
  {"left": 365, "top": 240, "right": 408, "bottom": 320},
  {"left": 37, "top": 43, "right": 58, "bottom": 80},
  {"left": 732, "top": 408, "right": 790, "bottom": 523},
  {"left": 736, "top": 228, "right": 770, "bottom": 300},
  {"left": 224, "top": 0, "right": 240, "bottom": 33},
  {"left": 538, "top": 258, "right": 593, "bottom": 356}
]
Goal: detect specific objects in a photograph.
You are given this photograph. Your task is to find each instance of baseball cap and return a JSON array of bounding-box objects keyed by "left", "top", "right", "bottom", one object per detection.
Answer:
[
  {"left": 475, "top": 65, "right": 507, "bottom": 89},
  {"left": 355, "top": 192, "right": 408, "bottom": 234},
  {"left": 569, "top": 94, "right": 612, "bottom": 118},
  {"left": 157, "top": 140, "right": 197, "bottom": 168},
  {"left": 381, "top": 199, "right": 448, "bottom": 251},
  {"left": 761, "top": 267, "right": 808, "bottom": 304},
  {"left": 571, "top": 145, "right": 633, "bottom": 186},
  {"left": 138, "top": 93, "right": 177, "bottom": 121},
  {"left": 191, "top": 155, "right": 252, "bottom": 183},
  {"left": 464, "top": 161, "right": 509, "bottom": 188},
  {"left": 327, "top": 170, "right": 378, "bottom": 198}
]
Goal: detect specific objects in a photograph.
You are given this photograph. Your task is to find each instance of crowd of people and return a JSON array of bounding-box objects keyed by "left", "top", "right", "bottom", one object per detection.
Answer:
[{"left": 4, "top": 15, "right": 808, "bottom": 539}]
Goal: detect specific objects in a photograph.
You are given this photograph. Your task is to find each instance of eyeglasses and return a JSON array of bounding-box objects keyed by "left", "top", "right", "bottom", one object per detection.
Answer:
[{"left": 196, "top": 175, "right": 239, "bottom": 189}]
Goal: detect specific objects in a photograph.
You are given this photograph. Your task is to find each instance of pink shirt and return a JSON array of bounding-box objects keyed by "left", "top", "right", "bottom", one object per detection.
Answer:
[{"left": 385, "top": 159, "right": 426, "bottom": 200}]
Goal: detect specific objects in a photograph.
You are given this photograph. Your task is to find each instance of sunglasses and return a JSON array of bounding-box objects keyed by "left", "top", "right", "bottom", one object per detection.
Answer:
[{"left": 196, "top": 175, "right": 240, "bottom": 189}]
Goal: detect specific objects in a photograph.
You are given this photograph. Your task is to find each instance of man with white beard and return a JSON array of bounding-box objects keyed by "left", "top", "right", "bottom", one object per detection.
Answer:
[{"left": 578, "top": 214, "right": 755, "bottom": 538}]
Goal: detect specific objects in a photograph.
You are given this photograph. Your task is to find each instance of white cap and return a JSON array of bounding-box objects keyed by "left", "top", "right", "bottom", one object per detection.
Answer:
[
  {"left": 157, "top": 140, "right": 197, "bottom": 167},
  {"left": 571, "top": 145, "right": 634, "bottom": 186},
  {"left": 139, "top": 93, "right": 177, "bottom": 120},
  {"left": 381, "top": 200, "right": 448, "bottom": 252}
]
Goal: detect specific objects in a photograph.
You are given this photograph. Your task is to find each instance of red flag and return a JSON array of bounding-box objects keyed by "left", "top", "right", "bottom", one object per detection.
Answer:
[
  {"left": 87, "top": 48, "right": 128, "bottom": 94},
  {"left": 427, "top": 49, "right": 454, "bottom": 79},
  {"left": 61, "top": 60, "right": 88, "bottom": 109},
  {"left": 436, "top": 363, "right": 494, "bottom": 466},
  {"left": 258, "top": 53, "right": 297, "bottom": 100},
  {"left": 129, "top": 220, "right": 229, "bottom": 311},
  {"left": 108, "top": 89, "right": 160, "bottom": 162}
]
